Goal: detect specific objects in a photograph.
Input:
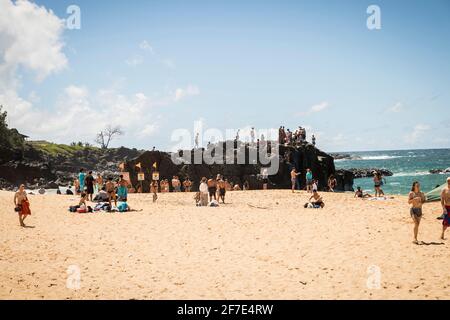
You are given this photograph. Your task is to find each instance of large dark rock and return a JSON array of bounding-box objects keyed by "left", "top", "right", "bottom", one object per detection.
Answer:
[
  {"left": 124, "top": 142, "right": 353, "bottom": 192},
  {"left": 349, "top": 168, "right": 393, "bottom": 179}
]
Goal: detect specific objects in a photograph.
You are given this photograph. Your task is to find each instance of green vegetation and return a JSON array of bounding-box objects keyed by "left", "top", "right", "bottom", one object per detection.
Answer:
[
  {"left": 0, "top": 105, "right": 26, "bottom": 150},
  {"left": 29, "top": 140, "right": 100, "bottom": 156}
]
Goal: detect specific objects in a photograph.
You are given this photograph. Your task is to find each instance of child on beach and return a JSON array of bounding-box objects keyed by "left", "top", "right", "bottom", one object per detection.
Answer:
[
  {"left": 408, "top": 181, "right": 426, "bottom": 244},
  {"left": 14, "top": 184, "right": 31, "bottom": 227}
]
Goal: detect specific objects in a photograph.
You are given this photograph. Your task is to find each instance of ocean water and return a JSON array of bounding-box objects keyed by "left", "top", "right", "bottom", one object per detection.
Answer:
[{"left": 335, "top": 149, "right": 450, "bottom": 195}]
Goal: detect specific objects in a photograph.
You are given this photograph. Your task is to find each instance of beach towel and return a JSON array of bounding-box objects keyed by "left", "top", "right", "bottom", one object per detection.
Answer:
[{"left": 117, "top": 202, "right": 129, "bottom": 212}]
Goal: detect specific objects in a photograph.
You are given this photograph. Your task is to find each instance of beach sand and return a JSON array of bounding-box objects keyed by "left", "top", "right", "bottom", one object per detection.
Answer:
[{"left": 0, "top": 189, "right": 448, "bottom": 300}]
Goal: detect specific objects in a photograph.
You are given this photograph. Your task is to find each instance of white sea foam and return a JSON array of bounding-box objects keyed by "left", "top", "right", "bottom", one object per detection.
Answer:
[{"left": 393, "top": 171, "right": 431, "bottom": 177}]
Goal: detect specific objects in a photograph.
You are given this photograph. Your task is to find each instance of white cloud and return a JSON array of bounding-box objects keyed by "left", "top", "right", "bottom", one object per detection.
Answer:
[
  {"left": 404, "top": 124, "right": 430, "bottom": 144},
  {"left": 162, "top": 58, "right": 176, "bottom": 69},
  {"left": 387, "top": 102, "right": 403, "bottom": 113},
  {"left": 174, "top": 85, "right": 200, "bottom": 102},
  {"left": 0, "top": 0, "right": 67, "bottom": 86},
  {"left": 125, "top": 55, "right": 144, "bottom": 67},
  {"left": 297, "top": 101, "right": 329, "bottom": 116},
  {"left": 139, "top": 40, "right": 153, "bottom": 53}
]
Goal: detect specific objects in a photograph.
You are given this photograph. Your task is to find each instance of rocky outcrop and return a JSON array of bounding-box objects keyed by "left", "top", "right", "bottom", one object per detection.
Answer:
[
  {"left": 0, "top": 143, "right": 143, "bottom": 190},
  {"left": 429, "top": 168, "right": 450, "bottom": 174},
  {"left": 124, "top": 141, "right": 353, "bottom": 192},
  {"left": 349, "top": 168, "right": 393, "bottom": 179},
  {"left": 330, "top": 153, "right": 362, "bottom": 160}
]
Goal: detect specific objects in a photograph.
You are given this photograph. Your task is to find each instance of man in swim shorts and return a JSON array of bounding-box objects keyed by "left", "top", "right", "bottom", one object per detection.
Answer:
[
  {"left": 291, "top": 168, "right": 300, "bottom": 193},
  {"left": 440, "top": 177, "right": 450, "bottom": 240},
  {"left": 308, "top": 190, "right": 325, "bottom": 208},
  {"left": 217, "top": 174, "right": 226, "bottom": 204},
  {"left": 207, "top": 176, "right": 217, "bottom": 202}
]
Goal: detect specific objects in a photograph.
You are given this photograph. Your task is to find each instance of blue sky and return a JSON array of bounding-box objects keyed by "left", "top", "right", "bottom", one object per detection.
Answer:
[{"left": 1, "top": 0, "right": 449, "bottom": 152}]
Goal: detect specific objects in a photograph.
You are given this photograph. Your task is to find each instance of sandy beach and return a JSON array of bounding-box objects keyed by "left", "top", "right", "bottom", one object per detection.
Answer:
[{"left": 0, "top": 189, "right": 448, "bottom": 300}]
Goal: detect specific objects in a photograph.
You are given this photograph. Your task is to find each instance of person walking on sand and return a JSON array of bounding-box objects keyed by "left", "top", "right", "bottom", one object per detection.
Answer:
[
  {"left": 291, "top": 168, "right": 300, "bottom": 192},
  {"left": 408, "top": 181, "right": 426, "bottom": 244},
  {"left": 440, "top": 177, "right": 450, "bottom": 240},
  {"left": 305, "top": 168, "right": 313, "bottom": 193},
  {"left": 14, "top": 184, "right": 31, "bottom": 227}
]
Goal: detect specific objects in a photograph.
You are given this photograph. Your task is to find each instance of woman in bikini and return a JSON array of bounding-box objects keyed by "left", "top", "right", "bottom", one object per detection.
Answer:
[
  {"left": 14, "top": 184, "right": 31, "bottom": 227},
  {"left": 408, "top": 181, "right": 426, "bottom": 244}
]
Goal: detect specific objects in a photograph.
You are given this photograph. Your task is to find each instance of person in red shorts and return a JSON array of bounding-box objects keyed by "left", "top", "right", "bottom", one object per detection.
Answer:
[{"left": 14, "top": 184, "right": 31, "bottom": 227}]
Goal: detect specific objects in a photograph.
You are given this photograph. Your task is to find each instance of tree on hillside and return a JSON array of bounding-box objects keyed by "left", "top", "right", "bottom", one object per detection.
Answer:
[
  {"left": 95, "top": 125, "right": 124, "bottom": 149},
  {"left": 0, "top": 105, "right": 26, "bottom": 149}
]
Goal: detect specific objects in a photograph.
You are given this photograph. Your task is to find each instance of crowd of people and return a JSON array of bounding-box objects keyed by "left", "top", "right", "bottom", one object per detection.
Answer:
[
  {"left": 11, "top": 166, "right": 450, "bottom": 245},
  {"left": 279, "top": 126, "right": 316, "bottom": 146}
]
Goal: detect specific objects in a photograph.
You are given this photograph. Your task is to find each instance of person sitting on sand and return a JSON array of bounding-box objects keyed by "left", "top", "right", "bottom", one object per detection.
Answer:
[
  {"left": 354, "top": 186, "right": 371, "bottom": 198},
  {"left": 14, "top": 184, "right": 31, "bottom": 227},
  {"left": 233, "top": 184, "right": 241, "bottom": 191},
  {"left": 117, "top": 175, "right": 128, "bottom": 201},
  {"left": 328, "top": 175, "right": 337, "bottom": 192},
  {"left": 207, "top": 176, "right": 217, "bottom": 201},
  {"left": 79, "top": 192, "right": 87, "bottom": 207},
  {"left": 408, "top": 181, "right": 427, "bottom": 244},
  {"left": 105, "top": 177, "right": 117, "bottom": 207},
  {"left": 440, "top": 177, "right": 450, "bottom": 240},
  {"left": 199, "top": 177, "right": 209, "bottom": 206},
  {"left": 308, "top": 190, "right": 325, "bottom": 208},
  {"left": 291, "top": 168, "right": 300, "bottom": 192}
]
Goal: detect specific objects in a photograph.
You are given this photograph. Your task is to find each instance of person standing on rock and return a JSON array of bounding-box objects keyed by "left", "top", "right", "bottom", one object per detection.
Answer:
[
  {"left": 78, "top": 169, "right": 86, "bottom": 193},
  {"left": 291, "top": 168, "right": 300, "bottom": 192},
  {"left": 312, "top": 134, "right": 316, "bottom": 146},
  {"left": 14, "top": 184, "right": 31, "bottom": 227},
  {"left": 306, "top": 168, "right": 313, "bottom": 193},
  {"left": 85, "top": 171, "right": 95, "bottom": 201}
]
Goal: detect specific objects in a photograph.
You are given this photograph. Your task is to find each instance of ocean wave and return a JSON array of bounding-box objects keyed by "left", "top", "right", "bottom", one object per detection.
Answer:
[
  {"left": 393, "top": 171, "right": 431, "bottom": 177},
  {"left": 359, "top": 155, "right": 404, "bottom": 160}
]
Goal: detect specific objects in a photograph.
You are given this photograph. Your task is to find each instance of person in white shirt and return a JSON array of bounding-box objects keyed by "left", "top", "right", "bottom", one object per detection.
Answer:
[{"left": 199, "top": 177, "right": 209, "bottom": 206}]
